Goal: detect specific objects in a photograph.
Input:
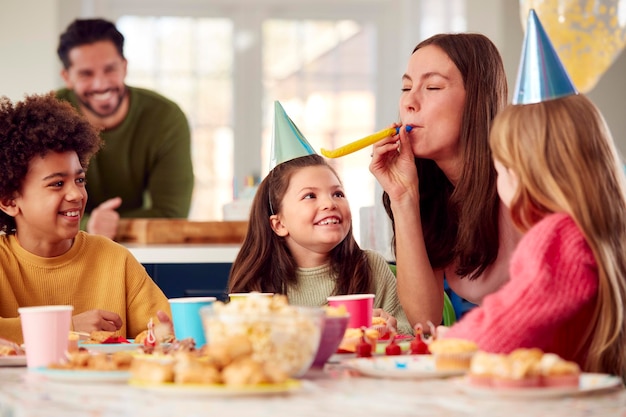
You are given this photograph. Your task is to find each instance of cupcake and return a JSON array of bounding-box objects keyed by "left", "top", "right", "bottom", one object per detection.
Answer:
[
  {"left": 538, "top": 353, "right": 581, "bottom": 387},
  {"left": 467, "top": 351, "right": 507, "bottom": 387},
  {"left": 372, "top": 316, "right": 389, "bottom": 339},
  {"left": 492, "top": 348, "right": 542, "bottom": 388},
  {"left": 427, "top": 338, "right": 478, "bottom": 371},
  {"left": 338, "top": 327, "right": 379, "bottom": 353}
]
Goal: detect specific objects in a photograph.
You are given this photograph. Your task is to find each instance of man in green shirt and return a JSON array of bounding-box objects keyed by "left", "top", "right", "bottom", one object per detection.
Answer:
[{"left": 56, "top": 18, "right": 194, "bottom": 239}]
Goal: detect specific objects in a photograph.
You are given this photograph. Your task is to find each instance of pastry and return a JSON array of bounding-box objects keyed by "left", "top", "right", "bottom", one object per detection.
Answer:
[
  {"left": 0, "top": 345, "right": 18, "bottom": 356},
  {"left": 221, "top": 357, "right": 270, "bottom": 386},
  {"left": 338, "top": 327, "right": 379, "bottom": 353},
  {"left": 492, "top": 348, "right": 542, "bottom": 388},
  {"left": 173, "top": 352, "right": 221, "bottom": 384},
  {"left": 467, "top": 351, "right": 507, "bottom": 387},
  {"left": 130, "top": 355, "right": 175, "bottom": 383},
  {"left": 427, "top": 338, "right": 478, "bottom": 371},
  {"left": 538, "top": 353, "right": 580, "bottom": 387}
]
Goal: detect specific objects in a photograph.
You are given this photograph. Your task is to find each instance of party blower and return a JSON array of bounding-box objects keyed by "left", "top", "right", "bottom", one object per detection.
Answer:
[{"left": 321, "top": 125, "right": 413, "bottom": 158}]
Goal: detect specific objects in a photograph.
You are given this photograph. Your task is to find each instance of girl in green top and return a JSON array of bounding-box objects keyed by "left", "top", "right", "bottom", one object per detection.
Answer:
[{"left": 228, "top": 154, "right": 412, "bottom": 335}]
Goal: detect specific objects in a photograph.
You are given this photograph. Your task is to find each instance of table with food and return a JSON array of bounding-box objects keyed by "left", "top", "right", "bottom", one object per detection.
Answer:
[{"left": 1, "top": 294, "right": 624, "bottom": 417}]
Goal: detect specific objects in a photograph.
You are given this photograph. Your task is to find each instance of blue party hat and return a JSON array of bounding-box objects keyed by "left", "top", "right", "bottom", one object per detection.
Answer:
[
  {"left": 513, "top": 9, "right": 578, "bottom": 105},
  {"left": 270, "top": 101, "right": 316, "bottom": 168}
]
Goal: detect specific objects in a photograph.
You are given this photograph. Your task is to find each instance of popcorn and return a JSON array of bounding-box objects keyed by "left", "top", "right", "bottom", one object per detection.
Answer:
[{"left": 202, "top": 294, "right": 323, "bottom": 377}]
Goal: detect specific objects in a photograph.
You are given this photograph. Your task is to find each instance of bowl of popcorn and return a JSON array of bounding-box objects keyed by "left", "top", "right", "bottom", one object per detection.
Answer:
[{"left": 201, "top": 293, "right": 324, "bottom": 377}]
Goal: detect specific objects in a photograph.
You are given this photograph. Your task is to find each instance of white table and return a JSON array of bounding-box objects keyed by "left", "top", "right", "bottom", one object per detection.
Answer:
[{"left": 1, "top": 364, "right": 624, "bottom": 417}]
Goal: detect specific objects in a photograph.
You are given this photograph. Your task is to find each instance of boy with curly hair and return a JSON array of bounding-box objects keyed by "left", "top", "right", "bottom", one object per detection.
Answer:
[{"left": 0, "top": 93, "right": 171, "bottom": 344}]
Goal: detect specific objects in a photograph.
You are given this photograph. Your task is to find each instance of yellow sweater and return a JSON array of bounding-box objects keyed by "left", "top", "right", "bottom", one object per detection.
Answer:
[{"left": 0, "top": 231, "right": 170, "bottom": 344}]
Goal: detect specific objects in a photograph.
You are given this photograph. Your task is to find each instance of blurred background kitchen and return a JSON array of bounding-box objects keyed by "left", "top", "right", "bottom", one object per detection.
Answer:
[{"left": 2, "top": 0, "right": 625, "bottom": 254}]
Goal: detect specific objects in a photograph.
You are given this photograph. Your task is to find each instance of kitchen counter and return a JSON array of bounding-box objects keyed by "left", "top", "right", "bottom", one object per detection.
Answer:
[
  {"left": 121, "top": 244, "right": 241, "bottom": 301},
  {"left": 123, "top": 243, "right": 241, "bottom": 264}
]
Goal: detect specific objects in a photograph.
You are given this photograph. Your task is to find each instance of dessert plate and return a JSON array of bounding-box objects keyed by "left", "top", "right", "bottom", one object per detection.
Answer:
[
  {"left": 78, "top": 343, "right": 141, "bottom": 353},
  {"left": 453, "top": 373, "right": 622, "bottom": 399},
  {"left": 344, "top": 354, "right": 465, "bottom": 379},
  {"left": 78, "top": 340, "right": 171, "bottom": 353},
  {"left": 129, "top": 378, "right": 302, "bottom": 397},
  {"left": 0, "top": 355, "right": 27, "bottom": 367},
  {"left": 336, "top": 340, "right": 411, "bottom": 355},
  {"left": 32, "top": 367, "right": 131, "bottom": 383}
]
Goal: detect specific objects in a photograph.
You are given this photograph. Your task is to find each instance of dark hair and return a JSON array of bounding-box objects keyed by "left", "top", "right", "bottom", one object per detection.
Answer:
[
  {"left": 57, "top": 18, "right": 125, "bottom": 69},
  {"left": 383, "top": 33, "right": 508, "bottom": 279},
  {"left": 0, "top": 92, "right": 103, "bottom": 234},
  {"left": 229, "top": 154, "right": 372, "bottom": 296}
]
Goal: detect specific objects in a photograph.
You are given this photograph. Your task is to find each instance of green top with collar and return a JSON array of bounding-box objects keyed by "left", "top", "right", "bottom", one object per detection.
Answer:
[
  {"left": 56, "top": 86, "right": 194, "bottom": 229},
  {"left": 287, "top": 250, "right": 413, "bottom": 335}
]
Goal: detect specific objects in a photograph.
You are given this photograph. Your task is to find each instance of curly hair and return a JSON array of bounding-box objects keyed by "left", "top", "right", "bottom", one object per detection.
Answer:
[{"left": 0, "top": 92, "right": 102, "bottom": 233}]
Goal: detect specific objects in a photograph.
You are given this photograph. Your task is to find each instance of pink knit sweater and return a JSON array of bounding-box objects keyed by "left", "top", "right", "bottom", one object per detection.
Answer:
[{"left": 445, "top": 212, "right": 598, "bottom": 368}]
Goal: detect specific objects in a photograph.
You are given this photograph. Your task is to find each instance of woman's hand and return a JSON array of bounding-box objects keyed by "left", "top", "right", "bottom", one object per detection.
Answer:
[{"left": 369, "top": 123, "right": 420, "bottom": 202}]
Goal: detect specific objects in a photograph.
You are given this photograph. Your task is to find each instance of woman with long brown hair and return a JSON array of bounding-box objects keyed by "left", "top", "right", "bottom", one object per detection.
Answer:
[{"left": 370, "top": 33, "right": 519, "bottom": 328}]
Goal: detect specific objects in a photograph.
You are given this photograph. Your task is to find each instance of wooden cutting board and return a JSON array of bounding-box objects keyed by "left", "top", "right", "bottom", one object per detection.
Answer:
[{"left": 115, "top": 219, "right": 248, "bottom": 244}]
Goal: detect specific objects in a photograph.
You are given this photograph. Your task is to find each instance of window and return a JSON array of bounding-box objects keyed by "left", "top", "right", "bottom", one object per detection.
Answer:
[
  {"left": 262, "top": 19, "right": 377, "bottom": 237},
  {"left": 112, "top": 0, "right": 467, "bottom": 247},
  {"left": 118, "top": 16, "right": 234, "bottom": 220},
  {"left": 118, "top": 15, "right": 377, "bottom": 242}
]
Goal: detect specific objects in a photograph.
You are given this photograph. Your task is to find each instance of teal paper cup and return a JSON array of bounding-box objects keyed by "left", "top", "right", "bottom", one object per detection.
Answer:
[{"left": 168, "top": 297, "right": 216, "bottom": 346}]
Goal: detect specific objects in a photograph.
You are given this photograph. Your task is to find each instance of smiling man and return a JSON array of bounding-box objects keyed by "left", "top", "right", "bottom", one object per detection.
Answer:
[{"left": 56, "top": 18, "right": 194, "bottom": 239}]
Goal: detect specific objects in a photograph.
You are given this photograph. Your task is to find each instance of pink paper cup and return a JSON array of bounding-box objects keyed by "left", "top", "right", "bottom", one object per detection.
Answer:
[
  {"left": 327, "top": 294, "right": 375, "bottom": 328},
  {"left": 18, "top": 305, "right": 73, "bottom": 369}
]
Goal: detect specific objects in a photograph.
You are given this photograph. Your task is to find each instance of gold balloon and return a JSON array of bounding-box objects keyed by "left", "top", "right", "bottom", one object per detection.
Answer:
[{"left": 520, "top": 0, "right": 626, "bottom": 92}]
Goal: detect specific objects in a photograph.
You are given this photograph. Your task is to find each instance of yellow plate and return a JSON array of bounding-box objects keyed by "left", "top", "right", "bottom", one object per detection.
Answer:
[{"left": 129, "top": 378, "right": 302, "bottom": 397}]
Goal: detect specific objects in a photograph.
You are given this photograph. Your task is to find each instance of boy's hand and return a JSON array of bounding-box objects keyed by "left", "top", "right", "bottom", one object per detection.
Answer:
[{"left": 72, "top": 309, "right": 122, "bottom": 333}]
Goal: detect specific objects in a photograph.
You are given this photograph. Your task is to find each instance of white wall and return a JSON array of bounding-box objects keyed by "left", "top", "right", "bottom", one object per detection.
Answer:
[
  {"left": 1, "top": 0, "right": 624, "bottom": 153},
  {"left": 0, "top": 0, "right": 61, "bottom": 101},
  {"left": 480, "top": 2, "right": 626, "bottom": 157}
]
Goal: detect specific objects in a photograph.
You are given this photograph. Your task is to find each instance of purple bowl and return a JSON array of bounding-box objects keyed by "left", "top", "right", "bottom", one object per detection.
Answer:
[{"left": 311, "top": 315, "right": 350, "bottom": 368}]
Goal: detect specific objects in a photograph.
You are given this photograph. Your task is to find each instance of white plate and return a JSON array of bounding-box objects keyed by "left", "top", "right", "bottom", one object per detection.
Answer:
[
  {"left": 0, "top": 355, "right": 27, "bottom": 367},
  {"left": 344, "top": 355, "right": 465, "bottom": 379},
  {"left": 453, "top": 373, "right": 622, "bottom": 399},
  {"left": 79, "top": 340, "right": 172, "bottom": 353},
  {"left": 335, "top": 340, "right": 411, "bottom": 356},
  {"left": 78, "top": 343, "right": 141, "bottom": 353},
  {"left": 32, "top": 367, "right": 131, "bottom": 383},
  {"left": 129, "top": 378, "right": 302, "bottom": 397}
]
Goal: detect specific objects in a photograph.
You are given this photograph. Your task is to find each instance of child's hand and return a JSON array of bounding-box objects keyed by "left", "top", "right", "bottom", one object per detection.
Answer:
[
  {"left": 72, "top": 309, "right": 122, "bottom": 333},
  {"left": 435, "top": 325, "right": 450, "bottom": 339},
  {"left": 156, "top": 310, "right": 174, "bottom": 337},
  {"left": 373, "top": 308, "right": 398, "bottom": 334}
]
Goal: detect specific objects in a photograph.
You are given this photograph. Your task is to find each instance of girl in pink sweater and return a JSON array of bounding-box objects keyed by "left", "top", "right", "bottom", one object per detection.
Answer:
[
  {"left": 445, "top": 93, "right": 626, "bottom": 380},
  {"left": 444, "top": 10, "right": 626, "bottom": 381}
]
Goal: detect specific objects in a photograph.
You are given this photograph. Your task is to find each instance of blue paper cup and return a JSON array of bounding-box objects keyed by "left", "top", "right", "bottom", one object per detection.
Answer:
[{"left": 168, "top": 297, "right": 216, "bottom": 346}]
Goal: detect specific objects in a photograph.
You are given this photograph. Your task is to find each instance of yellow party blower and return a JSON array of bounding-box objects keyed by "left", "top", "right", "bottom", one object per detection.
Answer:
[{"left": 321, "top": 125, "right": 412, "bottom": 158}]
